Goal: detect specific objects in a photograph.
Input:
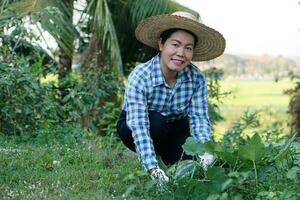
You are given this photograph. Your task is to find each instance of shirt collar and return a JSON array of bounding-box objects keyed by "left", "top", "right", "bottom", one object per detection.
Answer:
[
  {"left": 151, "top": 54, "right": 165, "bottom": 87},
  {"left": 151, "top": 54, "right": 193, "bottom": 87},
  {"left": 177, "top": 65, "right": 193, "bottom": 83}
]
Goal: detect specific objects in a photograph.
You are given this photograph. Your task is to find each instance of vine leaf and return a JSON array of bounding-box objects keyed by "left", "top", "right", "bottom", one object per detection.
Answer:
[
  {"left": 238, "top": 133, "right": 267, "bottom": 163},
  {"left": 182, "top": 137, "right": 205, "bottom": 156},
  {"left": 286, "top": 166, "right": 300, "bottom": 180},
  {"left": 206, "top": 167, "right": 228, "bottom": 193}
]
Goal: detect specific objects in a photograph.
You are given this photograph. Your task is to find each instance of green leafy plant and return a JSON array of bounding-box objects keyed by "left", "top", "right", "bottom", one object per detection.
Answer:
[
  {"left": 204, "top": 68, "right": 229, "bottom": 127},
  {"left": 0, "top": 55, "right": 60, "bottom": 135},
  {"left": 222, "top": 110, "right": 260, "bottom": 148},
  {"left": 61, "top": 67, "right": 121, "bottom": 134},
  {"left": 123, "top": 111, "right": 300, "bottom": 199}
]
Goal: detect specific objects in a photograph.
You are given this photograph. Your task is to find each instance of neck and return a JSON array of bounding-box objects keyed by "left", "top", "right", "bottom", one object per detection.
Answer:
[
  {"left": 165, "top": 75, "right": 176, "bottom": 87},
  {"left": 160, "top": 65, "right": 177, "bottom": 87}
]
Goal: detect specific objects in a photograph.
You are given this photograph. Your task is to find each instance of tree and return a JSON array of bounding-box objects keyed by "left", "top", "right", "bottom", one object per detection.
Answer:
[{"left": 285, "top": 82, "right": 300, "bottom": 136}]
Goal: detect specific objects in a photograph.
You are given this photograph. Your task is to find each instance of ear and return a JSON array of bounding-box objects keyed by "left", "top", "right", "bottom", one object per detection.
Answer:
[{"left": 158, "top": 38, "right": 163, "bottom": 51}]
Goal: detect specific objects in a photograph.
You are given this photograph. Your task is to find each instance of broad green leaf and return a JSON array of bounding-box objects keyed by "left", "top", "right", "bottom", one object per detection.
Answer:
[
  {"left": 203, "top": 140, "right": 224, "bottom": 153},
  {"left": 232, "top": 194, "right": 244, "bottom": 200},
  {"left": 207, "top": 167, "right": 226, "bottom": 181},
  {"left": 238, "top": 133, "right": 267, "bottom": 162},
  {"left": 206, "top": 194, "right": 220, "bottom": 200},
  {"left": 182, "top": 137, "right": 205, "bottom": 156},
  {"left": 216, "top": 150, "right": 237, "bottom": 166},
  {"left": 206, "top": 167, "right": 227, "bottom": 193},
  {"left": 175, "top": 179, "right": 210, "bottom": 199},
  {"left": 286, "top": 166, "right": 300, "bottom": 180}
]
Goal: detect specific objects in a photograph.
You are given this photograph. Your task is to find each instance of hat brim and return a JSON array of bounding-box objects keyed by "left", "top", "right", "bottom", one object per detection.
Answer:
[{"left": 135, "top": 14, "right": 226, "bottom": 61}]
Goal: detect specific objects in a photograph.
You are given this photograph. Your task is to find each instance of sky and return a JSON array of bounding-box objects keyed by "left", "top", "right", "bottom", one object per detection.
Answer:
[{"left": 178, "top": 0, "right": 300, "bottom": 58}]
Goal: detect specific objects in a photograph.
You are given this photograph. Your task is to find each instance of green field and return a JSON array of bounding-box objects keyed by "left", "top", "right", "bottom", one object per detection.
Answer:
[
  {"left": 220, "top": 80, "right": 293, "bottom": 108},
  {"left": 214, "top": 79, "right": 295, "bottom": 137}
]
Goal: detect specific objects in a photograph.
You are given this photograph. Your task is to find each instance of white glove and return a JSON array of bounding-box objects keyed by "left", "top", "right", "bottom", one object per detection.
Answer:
[
  {"left": 198, "top": 152, "right": 214, "bottom": 171},
  {"left": 150, "top": 168, "right": 169, "bottom": 183}
]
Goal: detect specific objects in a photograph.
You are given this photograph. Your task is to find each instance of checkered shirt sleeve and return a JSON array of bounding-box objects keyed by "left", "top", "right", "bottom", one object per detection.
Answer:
[
  {"left": 188, "top": 77, "right": 212, "bottom": 142},
  {"left": 125, "top": 67, "right": 158, "bottom": 171}
]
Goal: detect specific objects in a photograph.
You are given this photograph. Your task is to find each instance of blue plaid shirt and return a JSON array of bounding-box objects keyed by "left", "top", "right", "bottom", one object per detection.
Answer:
[{"left": 122, "top": 54, "right": 212, "bottom": 170}]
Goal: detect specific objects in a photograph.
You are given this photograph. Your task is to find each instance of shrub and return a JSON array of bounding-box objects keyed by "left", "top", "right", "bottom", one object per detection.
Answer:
[
  {"left": 0, "top": 55, "right": 60, "bottom": 135},
  {"left": 204, "top": 68, "right": 230, "bottom": 127},
  {"left": 61, "top": 67, "right": 121, "bottom": 134}
]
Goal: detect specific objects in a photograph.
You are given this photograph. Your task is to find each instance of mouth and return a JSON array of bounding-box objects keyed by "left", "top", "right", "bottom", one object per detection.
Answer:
[{"left": 171, "top": 59, "right": 184, "bottom": 66}]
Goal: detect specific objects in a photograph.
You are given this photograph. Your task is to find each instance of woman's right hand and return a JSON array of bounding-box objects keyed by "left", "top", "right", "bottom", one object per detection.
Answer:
[{"left": 149, "top": 168, "right": 169, "bottom": 183}]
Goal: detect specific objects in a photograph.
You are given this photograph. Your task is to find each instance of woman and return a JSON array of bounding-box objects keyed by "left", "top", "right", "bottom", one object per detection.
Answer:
[{"left": 117, "top": 11, "right": 225, "bottom": 183}]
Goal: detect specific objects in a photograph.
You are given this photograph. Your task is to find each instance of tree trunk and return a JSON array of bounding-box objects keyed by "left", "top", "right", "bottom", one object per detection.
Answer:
[
  {"left": 80, "top": 33, "right": 107, "bottom": 134},
  {"left": 289, "top": 90, "right": 300, "bottom": 136},
  {"left": 58, "top": 0, "right": 74, "bottom": 102}
]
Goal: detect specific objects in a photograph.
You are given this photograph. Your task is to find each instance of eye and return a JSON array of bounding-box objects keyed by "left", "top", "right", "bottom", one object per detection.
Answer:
[
  {"left": 172, "top": 43, "right": 179, "bottom": 47},
  {"left": 186, "top": 46, "right": 193, "bottom": 51}
]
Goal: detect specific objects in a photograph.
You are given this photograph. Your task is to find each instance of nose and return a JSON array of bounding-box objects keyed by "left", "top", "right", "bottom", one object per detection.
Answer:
[{"left": 176, "top": 46, "right": 184, "bottom": 57}]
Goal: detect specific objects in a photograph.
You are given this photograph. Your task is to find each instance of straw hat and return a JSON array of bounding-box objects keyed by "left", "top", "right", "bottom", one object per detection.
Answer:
[{"left": 135, "top": 11, "right": 226, "bottom": 61}]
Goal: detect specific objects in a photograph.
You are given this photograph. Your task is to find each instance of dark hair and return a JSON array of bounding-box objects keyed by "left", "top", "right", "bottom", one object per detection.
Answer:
[{"left": 160, "top": 28, "right": 198, "bottom": 47}]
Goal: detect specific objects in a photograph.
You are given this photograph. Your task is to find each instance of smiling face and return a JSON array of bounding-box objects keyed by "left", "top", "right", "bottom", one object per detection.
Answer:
[{"left": 158, "top": 29, "right": 195, "bottom": 80}]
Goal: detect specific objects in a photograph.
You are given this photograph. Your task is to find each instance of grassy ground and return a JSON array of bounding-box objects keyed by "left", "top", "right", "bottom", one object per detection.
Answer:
[{"left": 0, "top": 134, "right": 148, "bottom": 199}]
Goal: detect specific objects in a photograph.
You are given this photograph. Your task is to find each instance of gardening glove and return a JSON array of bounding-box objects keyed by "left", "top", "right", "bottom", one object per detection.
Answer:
[
  {"left": 149, "top": 168, "right": 169, "bottom": 184},
  {"left": 198, "top": 152, "right": 214, "bottom": 171}
]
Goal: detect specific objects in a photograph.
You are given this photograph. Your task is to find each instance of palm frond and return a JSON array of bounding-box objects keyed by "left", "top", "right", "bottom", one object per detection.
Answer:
[
  {"left": 0, "top": 0, "right": 50, "bottom": 20},
  {"left": 127, "top": 0, "right": 199, "bottom": 28},
  {"left": 86, "top": 0, "right": 123, "bottom": 75},
  {"left": 0, "top": 0, "right": 79, "bottom": 57}
]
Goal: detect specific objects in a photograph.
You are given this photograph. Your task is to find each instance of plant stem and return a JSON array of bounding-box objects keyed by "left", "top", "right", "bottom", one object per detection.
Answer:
[
  {"left": 252, "top": 160, "right": 257, "bottom": 186},
  {"left": 190, "top": 164, "right": 196, "bottom": 179},
  {"left": 272, "top": 131, "right": 298, "bottom": 161}
]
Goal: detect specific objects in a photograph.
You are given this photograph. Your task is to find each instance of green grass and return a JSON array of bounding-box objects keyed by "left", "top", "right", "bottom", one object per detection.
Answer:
[
  {"left": 1, "top": 130, "right": 299, "bottom": 199},
  {"left": 0, "top": 134, "right": 148, "bottom": 199},
  {"left": 214, "top": 79, "right": 294, "bottom": 138},
  {"left": 220, "top": 80, "right": 293, "bottom": 108}
]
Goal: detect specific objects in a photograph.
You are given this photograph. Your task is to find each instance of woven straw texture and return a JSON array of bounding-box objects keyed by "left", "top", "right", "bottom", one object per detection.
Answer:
[{"left": 135, "top": 14, "right": 226, "bottom": 61}]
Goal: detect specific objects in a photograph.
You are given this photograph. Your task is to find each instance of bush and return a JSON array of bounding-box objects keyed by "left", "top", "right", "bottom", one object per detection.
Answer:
[
  {"left": 0, "top": 55, "right": 61, "bottom": 135},
  {"left": 204, "top": 68, "right": 230, "bottom": 127},
  {"left": 61, "top": 67, "right": 122, "bottom": 134}
]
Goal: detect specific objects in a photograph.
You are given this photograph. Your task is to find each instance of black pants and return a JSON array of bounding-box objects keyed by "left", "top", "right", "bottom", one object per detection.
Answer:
[{"left": 116, "top": 110, "right": 192, "bottom": 166}]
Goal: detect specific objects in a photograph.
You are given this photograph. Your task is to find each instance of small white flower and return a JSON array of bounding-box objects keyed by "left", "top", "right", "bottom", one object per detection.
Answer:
[
  {"left": 28, "top": 184, "right": 35, "bottom": 189},
  {"left": 53, "top": 160, "right": 61, "bottom": 166}
]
